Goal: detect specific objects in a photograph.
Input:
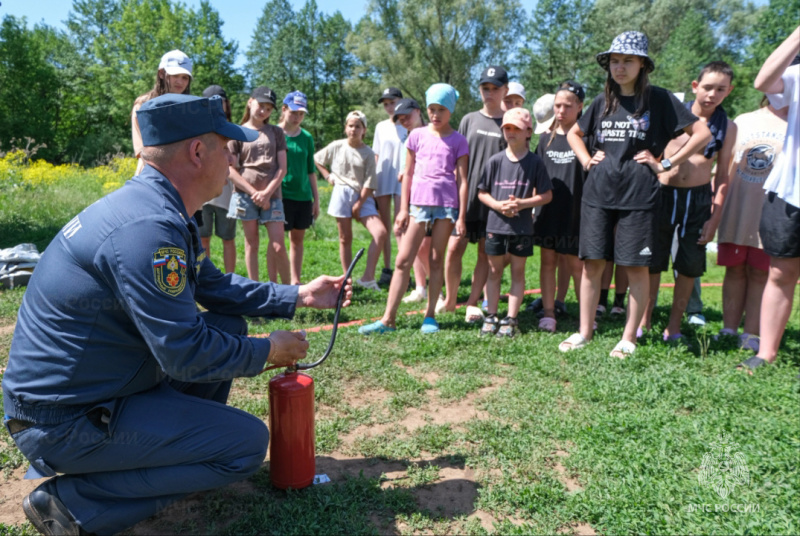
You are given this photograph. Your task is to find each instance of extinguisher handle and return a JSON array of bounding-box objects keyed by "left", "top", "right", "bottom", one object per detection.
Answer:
[{"left": 294, "top": 247, "right": 365, "bottom": 371}]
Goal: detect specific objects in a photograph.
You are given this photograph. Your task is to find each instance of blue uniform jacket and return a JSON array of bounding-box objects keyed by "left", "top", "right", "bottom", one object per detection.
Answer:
[{"left": 2, "top": 166, "right": 298, "bottom": 424}]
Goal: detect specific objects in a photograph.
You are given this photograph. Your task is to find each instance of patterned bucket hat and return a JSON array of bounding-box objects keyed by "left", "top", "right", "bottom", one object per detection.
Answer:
[{"left": 596, "top": 31, "right": 655, "bottom": 73}]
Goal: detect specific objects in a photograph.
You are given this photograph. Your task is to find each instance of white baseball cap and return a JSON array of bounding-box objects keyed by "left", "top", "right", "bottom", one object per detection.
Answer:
[
  {"left": 532, "top": 93, "right": 555, "bottom": 134},
  {"left": 158, "top": 50, "right": 193, "bottom": 78},
  {"left": 507, "top": 82, "right": 527, "bottom": 101}
]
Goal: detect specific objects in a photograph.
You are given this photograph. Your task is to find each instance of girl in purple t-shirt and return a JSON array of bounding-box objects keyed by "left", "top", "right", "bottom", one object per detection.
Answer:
[{"left": 360, "top": 84, "right": 469, "bottom": 335}]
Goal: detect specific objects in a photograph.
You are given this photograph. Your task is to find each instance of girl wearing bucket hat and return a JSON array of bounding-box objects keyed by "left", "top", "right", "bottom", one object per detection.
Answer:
[
  {"left": 132, "top": 50, "right": 194, "bottom": 175},
  {"left": 559, "top": 31, "right": 712, "bottom": 359}
]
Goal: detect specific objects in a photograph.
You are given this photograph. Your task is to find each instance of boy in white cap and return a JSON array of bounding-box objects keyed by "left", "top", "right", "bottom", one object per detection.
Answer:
[
  {"left": 503, "top": 82, "right": 527, "bottom": 110},
  {"left": 477, "top": 108, "right": 552, "bottom": 337}
]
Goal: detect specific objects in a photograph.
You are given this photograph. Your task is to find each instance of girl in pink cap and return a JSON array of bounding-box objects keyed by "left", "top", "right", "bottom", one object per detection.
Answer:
[{"left": 131, "top": 50, "right": 193, "bottom": 175}]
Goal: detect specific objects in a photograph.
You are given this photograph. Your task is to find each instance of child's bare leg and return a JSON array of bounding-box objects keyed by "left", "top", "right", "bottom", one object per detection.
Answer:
[
  {"left": 375, "top": 195, "right": 395, "bottom": 270},
  {"left": 336, "top": 218, "right": 353, "bottom": 275},
  {"left": 508, "top": 255, "right": 527, "bottom": 318},
  {"left": 414, "top": 237, "right": 431, "bottom": 290},
  {"left": 426, "top": 219, "right": 456, "bottom": 318},
  {"left": 556, "top": 253, "right": 571, "bottom": 303},
  {"left": 755, "top": 257, "right": 800, "bottom": 362},
  {"left": 580, "top": 259, "right": 606, "bottom": 340},
  {"left": 624, "top": 266, "right": 650, "bottom": 345},
  {"left": 222, "top": 239, "right": 236, "bottom": 274},
  {"left": 444, "top": 234, "right": 468, "bottom": 310},
  {"left": 642, "top": 272, "right": 660, "bottom": 331},
  {"left": 540, "top": 247, "right": 558, "bottom": 318},
  {"left": 567, "top": 254, "right": 583, "bottom": 302},
  {"left": 722, "top": 265, "right": 746, "bottom": 332},
  {"left": 266, "top": 221, "right": 290, "bottom": 284},
  {"left": 665, "top": 273, "right": 695, "bottom": 336},
  {"left": 486, "top": 254, "right": 505, "bottom": 316},
  {"left": 289, "top": 229, "right": 306, "bottom": 285},
  {"left": 466, "top": 239, "right": 488, "bottom": 306},
  {"left": 360, "top": 215, "right": 388, "bottom": 282},
  {"left": 743, "top": 266, "right": 768, "bottom": 335},
  {"left": 382, "top": 222, "right": 427, "bottom": 327},
  {"left": 242, "top": 219, "right": 261, "bottom": 281}
]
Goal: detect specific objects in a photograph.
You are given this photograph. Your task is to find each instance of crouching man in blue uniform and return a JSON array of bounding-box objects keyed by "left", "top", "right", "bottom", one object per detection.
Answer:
[{"left": 1, "top": 94, "right": 352, "bottom": 535}]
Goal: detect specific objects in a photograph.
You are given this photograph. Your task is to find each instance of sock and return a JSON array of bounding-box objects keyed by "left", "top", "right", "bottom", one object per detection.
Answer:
[
  {"left": 599, "top": 289, "right": 609, "bottom": 308},
  {"left": 614, "top": 292, "right": 626, "bottom": 308}
]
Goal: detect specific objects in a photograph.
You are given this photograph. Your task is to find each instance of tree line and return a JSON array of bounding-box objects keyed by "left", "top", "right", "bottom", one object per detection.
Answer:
[{"left": 0, "top": 0, "right": 796, "bottom": 165}]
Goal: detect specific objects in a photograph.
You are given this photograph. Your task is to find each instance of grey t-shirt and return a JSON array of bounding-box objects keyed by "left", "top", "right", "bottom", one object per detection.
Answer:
[
  {"left": 478, "top": 150, "right": 552, "bottom": 236},
  {"left": 459, "top": 111, "right": 506, "bottom": 222}
]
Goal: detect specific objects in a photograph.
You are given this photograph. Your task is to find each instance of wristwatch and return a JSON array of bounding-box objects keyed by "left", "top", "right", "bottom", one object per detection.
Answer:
[{"left": 661, "top": 158, "right": 672, "bottom": 171}]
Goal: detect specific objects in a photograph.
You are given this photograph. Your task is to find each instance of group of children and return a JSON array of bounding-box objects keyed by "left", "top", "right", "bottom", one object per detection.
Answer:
[{"left": 131, "top": 27, "right": 799, "bottom": 367}]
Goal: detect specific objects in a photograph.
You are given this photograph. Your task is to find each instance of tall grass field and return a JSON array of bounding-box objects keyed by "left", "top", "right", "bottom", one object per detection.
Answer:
[{"left": 1, "top": 155, "right": 798, "bottom": 535}]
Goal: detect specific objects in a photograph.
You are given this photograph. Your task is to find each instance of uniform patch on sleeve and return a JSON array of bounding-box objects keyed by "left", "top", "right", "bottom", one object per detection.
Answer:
[{"left": 153, "top": 247, "right": 187, "bottom": 296}]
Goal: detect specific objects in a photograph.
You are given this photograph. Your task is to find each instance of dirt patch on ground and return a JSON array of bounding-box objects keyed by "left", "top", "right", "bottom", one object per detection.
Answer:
[
  {"left": 550, "top": 449, "right": 583, "bottom": 492},
  {"left": 558, "top": 522, "right": 598, "bottom": 535},
  {"left": 0, "top": 466, "right": 39, "bottom": 526},
  {"left": 0, "top": 323, "right": 15, "bottom": 338}
]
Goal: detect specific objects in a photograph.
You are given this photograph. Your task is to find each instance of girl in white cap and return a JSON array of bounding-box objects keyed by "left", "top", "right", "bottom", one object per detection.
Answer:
[
  {"left": 559, "top": 31, "right": 711, "bottom": 358},
  {"left": 131, "top": 50, "right": 193, "bottom": 175},
  {"left": 315, "top": 111, "right": 387, "bottom": 290}
]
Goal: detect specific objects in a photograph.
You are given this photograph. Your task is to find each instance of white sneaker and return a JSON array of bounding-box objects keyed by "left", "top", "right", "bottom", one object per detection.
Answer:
[
  {"left": 355, "top": 278, "right": 381, "bottom": 291},
  {"left": 402, "top": 288, "right": 427, "bottom": 303}
]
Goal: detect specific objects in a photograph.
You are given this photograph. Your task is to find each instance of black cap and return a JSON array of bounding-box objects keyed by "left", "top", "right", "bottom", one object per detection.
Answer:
[
  {"left": 392, "top": 98, "right": 421, "bottom": 121},
  {"left": 378, "top": 87, "right": 403, "bottom": 103},
  {"left": 137, "top": 94, "right": 258, "bottom": 146},
  {"left": 202, "top": 84, "right": 228, "bottom": 100},
  {"left": 558, "top": 80, "right": 585, "bottom": 102},
  {"left": 251, "top": 86, "right": 277, "bottom": 106},
  {"left": 479, "top": 66, "right": 509, "bottom": 87}
]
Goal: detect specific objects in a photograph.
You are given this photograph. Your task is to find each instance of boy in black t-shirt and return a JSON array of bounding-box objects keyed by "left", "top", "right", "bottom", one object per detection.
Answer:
[
  {"left": 477, "top": 108, "right": 553, "bottom": 338},
  {"left": 440, "top": 66, "right": 509, "bottom": 323},
  {"left": 642, "top": 62, "right": 737, "bottom": 343}
]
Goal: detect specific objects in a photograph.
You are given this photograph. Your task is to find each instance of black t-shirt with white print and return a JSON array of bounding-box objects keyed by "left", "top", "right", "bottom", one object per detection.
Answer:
[
  {"left": 459, "top": 111, "right": 507, "bottom": 222},
  {"left": 577, "top": 86, "right": 698, "bottom": 210}
]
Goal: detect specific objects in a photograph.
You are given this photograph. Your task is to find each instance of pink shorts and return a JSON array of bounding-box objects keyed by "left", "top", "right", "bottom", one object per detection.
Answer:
[{"left": 717, "top": 243, "right": 770, "bottom": 272}]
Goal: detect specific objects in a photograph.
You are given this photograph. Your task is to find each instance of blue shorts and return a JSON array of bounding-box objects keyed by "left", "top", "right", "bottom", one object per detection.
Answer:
[
  {"left": 327, "top": 184, "right": 379, "bottom": 219},
  {"left": 228, "top": 192, "right": 285, "bottom": 224},
  {"left": 410, "top": 205, "right": 458, "bottom": 226}
]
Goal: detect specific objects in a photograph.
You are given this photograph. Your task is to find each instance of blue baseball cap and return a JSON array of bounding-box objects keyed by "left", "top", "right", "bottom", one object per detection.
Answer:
[
  {"left": 283, "top": 90, "right": 309, "bottom": 112},
  {"left": 137, "top": 94, "right": 258, "bottom": 146}
]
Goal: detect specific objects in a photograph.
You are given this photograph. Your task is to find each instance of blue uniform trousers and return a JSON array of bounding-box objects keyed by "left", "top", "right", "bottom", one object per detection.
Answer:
[{"left": 9, "top": 313, "right": 269, "bottom": 535}]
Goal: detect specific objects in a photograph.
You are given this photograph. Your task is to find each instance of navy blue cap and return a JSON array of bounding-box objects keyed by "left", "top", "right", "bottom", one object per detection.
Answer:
[
  {"left": 392, "top": 98, "right": 421, "bottom": 121},
  {"left": 137, "top": 94, "right": 258, "bottom": 146}
]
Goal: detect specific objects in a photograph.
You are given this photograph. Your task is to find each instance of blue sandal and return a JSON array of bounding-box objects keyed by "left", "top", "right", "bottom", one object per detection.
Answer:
[
  {"left": 420, "top": 317, "right": 440, "bottom": 334},
  {"left": 358, "top": 320, "right": 396, "bottom": 336}
]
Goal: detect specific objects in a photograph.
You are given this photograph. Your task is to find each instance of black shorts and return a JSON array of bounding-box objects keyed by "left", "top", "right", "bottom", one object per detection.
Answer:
[
  {"left": 533, "top": 185, "right": 581, "bottom": 256},
  {"left": 199, "top": 205, "right": 236, "bottom": 240},
  {"left": 283, "top": 199, "right": 314, "bottom": 231},
  {"left": 650, "top": 184, "right": 712, "bottom": 277},
  {"left": 579, "top": 203, "right": 657, "bottom": 266},
  {"left": 485, "top": 232, "right": 534, "bottom": 257},
  {"left": 760, "top": 192, "right": 800, "bottom": 258},
  {"left": 463, "top": 220, "right": 486, "bottom": 243}
]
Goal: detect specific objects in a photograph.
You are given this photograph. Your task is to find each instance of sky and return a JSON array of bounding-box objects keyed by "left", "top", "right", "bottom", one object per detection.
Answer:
[{"left": 0, "top": 0, "right": 369, "bottom": 68}]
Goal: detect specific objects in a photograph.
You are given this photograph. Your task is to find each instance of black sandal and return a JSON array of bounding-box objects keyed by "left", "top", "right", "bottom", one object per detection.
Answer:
[
  {"left": 497, "top": 316, "right": 518, "bottom": 338},
  {"left": 480, "top": 315, "right": 499, "bottom": 337}
]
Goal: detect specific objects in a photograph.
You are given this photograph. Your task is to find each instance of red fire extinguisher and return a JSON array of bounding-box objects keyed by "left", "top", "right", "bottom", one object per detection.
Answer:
[{"left": 267, "top": 248, "right": 364, "bottom": 490}]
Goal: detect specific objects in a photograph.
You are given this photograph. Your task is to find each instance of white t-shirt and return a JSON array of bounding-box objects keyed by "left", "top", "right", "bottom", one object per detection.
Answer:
[
  {"left": 205, "top": 179, "right": 233, "bottom": 210},
  {"left": 372, "top": 119, "right": 407, "bottom": 197},
  {"left": 764, "top": 64, "right": 799, "bottom": 208}
]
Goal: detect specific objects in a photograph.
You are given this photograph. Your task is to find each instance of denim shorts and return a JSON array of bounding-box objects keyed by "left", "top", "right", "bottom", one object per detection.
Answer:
[
  {"left": 228, "top": 192, "right": 285, "bottom": 224},
  {"left": 410, "top": 205, "right": 458, "bottom": 226}
]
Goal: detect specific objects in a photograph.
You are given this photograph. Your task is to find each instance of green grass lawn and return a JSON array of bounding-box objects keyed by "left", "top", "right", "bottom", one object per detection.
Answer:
[{"left": 1, "top": 181, "right": 798, "bottom": 535}]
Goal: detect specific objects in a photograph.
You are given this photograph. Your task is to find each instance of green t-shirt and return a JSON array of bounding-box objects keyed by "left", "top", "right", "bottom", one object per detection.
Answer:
[{"left": 281, "top": 128, "right": 316, "bottom": 201}]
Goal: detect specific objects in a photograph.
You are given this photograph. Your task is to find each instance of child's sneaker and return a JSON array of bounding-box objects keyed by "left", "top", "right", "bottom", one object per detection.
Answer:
[
  {"left": 554, "top": 300, "right": 567, "bottom": 317},
  {"left": 595, "top": 304, "right": 607, "bottom": 318},
  {"left": 526, "top": 297, "right": 543, "bottom": 313},
  {"left": 378, "top": 268, "right": 393, "bottom": 287},
  {"left": 738, "top": 333, "right": 760, "bottom": 353},
  {"left": 610, "top": 305, "right": 625, "bottom": 316},
  {"left": 420, "top": 317, "right": 440, "bottom": 334},
  {"left": 355, "top": 278, "right": 381, "bottom": 291},
  {"left": 497, "top": 316, "right": 518, "bottom": 338},
  {"left": 358, "top": 320, "right": 395, "bottom": 335},
  {"left": 402, "top": 288, "right": 427, "bottom": 303},
  {"left": 480, "top": 314, "right": 499, "bottom": 337}
]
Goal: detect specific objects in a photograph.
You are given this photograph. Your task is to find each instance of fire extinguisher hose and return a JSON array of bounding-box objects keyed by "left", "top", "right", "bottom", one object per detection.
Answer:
[{"left": 260, "top": 247, "right": 365, "bottom": 374}]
